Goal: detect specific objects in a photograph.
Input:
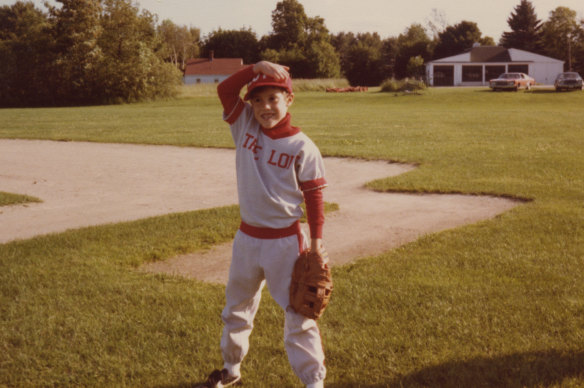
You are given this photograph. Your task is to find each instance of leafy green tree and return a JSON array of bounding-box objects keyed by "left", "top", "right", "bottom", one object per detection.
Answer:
[
  {"left": 158, "top": 19, "right": 200, "bottom": 71},
  {"left": 262, "top": 46, "right": 311, "bottom": 77},
  {"left": 305, "top": 40, "right": 340, "bottom": 78},
  {"left": 0, "top": 0, "right": 181, "bottom": 106},
  {"left": 573, "top": 20, "right": 584, "bottom": 75},
  {"left": 302, "top": 14, "right": 340, "bottom": 78},
  {"left": 268, "top": 0, "right": 308, "bottom": 50},
  {"left": 480, "top": 36, "right": 496, "bottom": 46},
  {"left": 333, "top": 32, "right": 390, "bottom": 85},
  {"left": 380, "top": 37, "right": 398, "bottom": 79},
  {"left": 330, "top": 31, "right": 357, "bottom": 71},
  {"left": 261, "top": 0, "right": 340, "bottom": 78},
  {"left": 499, "top": 0, "right": 543, "bottom": 53},
  {"left": 46, "top": 0, "right": 104, "bottom": 104},
  {"left": 202, "top": 28, "right": 259, "bottom": 64},
  {"left": 433, "top": 21, "right": 486, "bottom": 59},
  {"left": 97, "top": 0, "right": 181, "bottom": 102},
  {"left": 343, "top": 44, "right": 382, "bottom": 85},
  {"left": 0, "top": 1, "right": 54, "bottom": 106},
  {"left": 540, "top": 7, "right": 581, "bottom": 70},
  {"left": 395, "top": 23, "right": 432, "bottom": 78},
  {"left": 332, "top": 32, "right": 396, "bottom": 82},
  {"left": 406, "top": 55, "right": 425, "bottom": 79}
]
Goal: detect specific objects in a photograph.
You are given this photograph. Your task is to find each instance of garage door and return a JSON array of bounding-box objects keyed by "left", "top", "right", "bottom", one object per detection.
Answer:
[{"left": 433, "top": 66, "right": 454, "bottom": 86}]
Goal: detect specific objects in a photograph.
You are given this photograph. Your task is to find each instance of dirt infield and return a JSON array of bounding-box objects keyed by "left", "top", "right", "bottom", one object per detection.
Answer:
[{"left": 0, "top": 139, "right": 519, "bottom": 283}]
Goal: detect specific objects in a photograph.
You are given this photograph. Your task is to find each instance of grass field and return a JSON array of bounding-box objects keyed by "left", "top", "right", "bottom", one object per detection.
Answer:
[{"left": 1, "top": 86, "right": 584, "bottom": 387}]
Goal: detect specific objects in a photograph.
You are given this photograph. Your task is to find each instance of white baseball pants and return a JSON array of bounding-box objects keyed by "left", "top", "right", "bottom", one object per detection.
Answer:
[{"left": 220, "top": 224, "right": 326, "bottom": 385}]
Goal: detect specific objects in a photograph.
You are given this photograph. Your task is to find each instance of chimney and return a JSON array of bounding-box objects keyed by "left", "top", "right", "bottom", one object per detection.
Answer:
[{"left": 210, "top": 50, "right": 214, "bottom": 61}]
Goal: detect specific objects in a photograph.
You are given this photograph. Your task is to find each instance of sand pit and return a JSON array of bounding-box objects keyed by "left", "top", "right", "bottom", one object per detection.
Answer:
[{"left": 0, "top": 139, "right": 519, "bottom": 283}]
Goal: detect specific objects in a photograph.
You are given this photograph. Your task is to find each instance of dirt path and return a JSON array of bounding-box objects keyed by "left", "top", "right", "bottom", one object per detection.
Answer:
[{"left": 0, "top": 139, "right": 519, "bottom": 283}]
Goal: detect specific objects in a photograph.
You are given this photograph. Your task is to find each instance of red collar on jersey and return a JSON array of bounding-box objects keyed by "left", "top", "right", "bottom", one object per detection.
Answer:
[{"left": 261, "top": 113, "right": 300, "bottom": 139}]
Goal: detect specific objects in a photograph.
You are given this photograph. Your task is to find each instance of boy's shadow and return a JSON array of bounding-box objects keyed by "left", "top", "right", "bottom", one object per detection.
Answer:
[
  {"left": 155, "top": 349, "right": 584, "bottom": 387},
  {"left": 326, "top": 349, "right": 584, "bottom": 388}
]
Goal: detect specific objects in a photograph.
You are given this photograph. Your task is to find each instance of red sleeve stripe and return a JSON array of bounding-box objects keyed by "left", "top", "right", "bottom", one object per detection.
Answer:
[{"left": 300, "top": 177, "right": 328, "bottom": 192}]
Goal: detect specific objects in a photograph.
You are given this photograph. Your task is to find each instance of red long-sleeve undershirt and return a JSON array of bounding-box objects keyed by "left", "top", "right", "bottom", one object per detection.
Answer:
[
  {"left": 217, "top": 66, "right": 325, "bottom": 239},
  {"left": 304, "top": 188, "right": 324, "bottom": 239}
]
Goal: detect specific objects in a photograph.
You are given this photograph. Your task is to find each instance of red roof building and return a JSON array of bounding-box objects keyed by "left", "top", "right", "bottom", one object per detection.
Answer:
[{"left": 183, "top": 51, "right": 245, "bottom": 84}]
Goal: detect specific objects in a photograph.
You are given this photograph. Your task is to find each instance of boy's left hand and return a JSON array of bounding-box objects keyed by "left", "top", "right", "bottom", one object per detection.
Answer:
[
  {"left": 311, "top": 238, "right": 327, "bottom": 262},
  {"left": 253, "top": 61, "right": 290, "bottom": 81}
]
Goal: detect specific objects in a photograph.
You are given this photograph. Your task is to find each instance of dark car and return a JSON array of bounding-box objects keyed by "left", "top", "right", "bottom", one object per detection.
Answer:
[{"left": 554, "top": 72, "right": 583, "bottom": 91}]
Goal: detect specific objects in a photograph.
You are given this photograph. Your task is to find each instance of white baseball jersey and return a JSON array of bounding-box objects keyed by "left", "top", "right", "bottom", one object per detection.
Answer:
[
  {"left": 225, "top": 104, "right": 327, "bottom": 229},
  {"left": 218, "top": 70, "right": 328, "bottom": 385}
]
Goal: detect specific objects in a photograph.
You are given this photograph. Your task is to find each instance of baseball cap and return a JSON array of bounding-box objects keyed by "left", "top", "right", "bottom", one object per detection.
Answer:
[{"left": 244, "top": 73, "right": 293, "bottom": 100}]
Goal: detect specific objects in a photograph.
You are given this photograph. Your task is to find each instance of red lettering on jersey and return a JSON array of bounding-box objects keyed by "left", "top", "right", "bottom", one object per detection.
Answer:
[
  {"left": 268, "top": 149, "right": 278, "bottom": 166},
  {"left": 243, "top": 133, "right": 255, "bottom": 149},
  {"left": 278, "top": 153, "right": 291, "bottom": 168},
  {"left": 243, "top": 133, "right": 263, "bottom": 160},
  {"left": 268, "top": 149, "right": 295, "bottom": 169}
]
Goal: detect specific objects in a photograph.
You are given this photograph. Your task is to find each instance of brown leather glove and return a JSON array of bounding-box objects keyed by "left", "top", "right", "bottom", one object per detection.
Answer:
[{"left": 289, "top": 249, "right": 333, "bottom": 320}]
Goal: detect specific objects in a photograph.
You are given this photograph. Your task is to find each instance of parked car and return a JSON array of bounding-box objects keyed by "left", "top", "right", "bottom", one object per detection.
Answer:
[
  {"left": 489, "top": 72, "right": 535, "bottom": 91},
  {"left": 554, "top": 72, "right": 583, "bottom": 91}
]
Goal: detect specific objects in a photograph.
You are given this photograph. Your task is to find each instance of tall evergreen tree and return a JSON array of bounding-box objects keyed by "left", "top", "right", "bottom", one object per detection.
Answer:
[{"left": 499, "top": 0, "right": 542, "bottom": 53}]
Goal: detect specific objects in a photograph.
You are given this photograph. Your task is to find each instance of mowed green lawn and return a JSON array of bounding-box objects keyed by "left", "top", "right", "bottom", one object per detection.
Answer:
[{"left": 1, "top": 87, "right": 583, "bottom": 387}]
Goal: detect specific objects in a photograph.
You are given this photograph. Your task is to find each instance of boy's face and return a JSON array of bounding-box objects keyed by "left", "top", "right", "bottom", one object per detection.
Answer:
[{"left": 249, "top": 87, "right": 294, "bottom": 129}]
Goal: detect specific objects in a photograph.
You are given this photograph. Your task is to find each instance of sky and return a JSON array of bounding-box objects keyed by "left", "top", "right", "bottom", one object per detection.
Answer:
[{"left": 2, "top": 0, "right": 583, "bottom": 42}]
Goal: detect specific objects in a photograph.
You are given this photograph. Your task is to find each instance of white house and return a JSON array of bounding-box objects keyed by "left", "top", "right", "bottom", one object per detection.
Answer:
[
  {"left": 425, "top": 46, "right": 564, "bottom": 86},
  {"left": 183, "top": 52, "right": 245, "bottom": 84}
]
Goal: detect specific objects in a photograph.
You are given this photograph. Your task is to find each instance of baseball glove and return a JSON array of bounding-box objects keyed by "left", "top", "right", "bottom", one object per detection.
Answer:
[{"left": 289, "top": 249, "right": 333, "bottom": 320}]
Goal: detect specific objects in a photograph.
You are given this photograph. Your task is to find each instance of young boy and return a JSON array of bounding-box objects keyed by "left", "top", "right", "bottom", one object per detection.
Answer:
[{"left": 198, "top": 61, "right": 328, "bottom": 388}]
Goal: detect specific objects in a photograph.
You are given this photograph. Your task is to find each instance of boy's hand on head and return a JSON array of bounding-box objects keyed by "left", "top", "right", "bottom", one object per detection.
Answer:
[{"left": 253, "top": 61, "right": 290, "bottom": 81}]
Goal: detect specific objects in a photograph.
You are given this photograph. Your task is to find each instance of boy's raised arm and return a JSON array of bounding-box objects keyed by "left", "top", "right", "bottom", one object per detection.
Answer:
[{"left": 217, "top": 65, "right": 255, "bottom": 116}]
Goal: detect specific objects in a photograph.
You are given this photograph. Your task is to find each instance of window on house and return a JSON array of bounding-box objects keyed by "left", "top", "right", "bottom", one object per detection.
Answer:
[
  {"left": 214, "top": 79, "right": 219, "bottom": 83},
  {"left": 462, "top": 65, "right": 483, "bottom": 82},
  {"left": 196, "top": 78, "right": 201, "bottom": 84},
  {"left": 508, "top": 64, "right": 529, "bottom": 74},
  {"left": 486, "top": 65, "right": 506, "bottom": 81}
]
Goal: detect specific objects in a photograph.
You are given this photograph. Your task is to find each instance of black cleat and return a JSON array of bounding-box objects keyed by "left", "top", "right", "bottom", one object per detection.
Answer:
[{"left": 196, "top": 368, "right": 242, "bottom": 387}]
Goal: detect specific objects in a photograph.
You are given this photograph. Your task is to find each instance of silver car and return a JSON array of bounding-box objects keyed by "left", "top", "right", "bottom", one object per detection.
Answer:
[
  {"left": 554, "top": 72, "right": 583, "bottom": 91},
  {"left": 489, "top": 72, "right": 535, "bottom": 91}
]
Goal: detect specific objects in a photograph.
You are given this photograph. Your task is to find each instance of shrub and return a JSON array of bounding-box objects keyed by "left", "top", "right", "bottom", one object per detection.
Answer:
[
  {"left": 380, "top": 78, "right": 427, "bottom": 93},
  {"left": 292, "top": 78, "right": 350, "bottom": 92}
]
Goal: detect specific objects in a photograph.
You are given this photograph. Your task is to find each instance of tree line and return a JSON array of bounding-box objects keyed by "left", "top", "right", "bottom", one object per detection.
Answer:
[{"left": 1, "top": 0, "right": 583, "bottom": 107}]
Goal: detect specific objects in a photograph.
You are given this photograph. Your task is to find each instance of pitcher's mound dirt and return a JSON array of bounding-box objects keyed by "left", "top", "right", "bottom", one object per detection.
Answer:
[{"left": 0, "top": 139, "right": 519, "bottom": 284}]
